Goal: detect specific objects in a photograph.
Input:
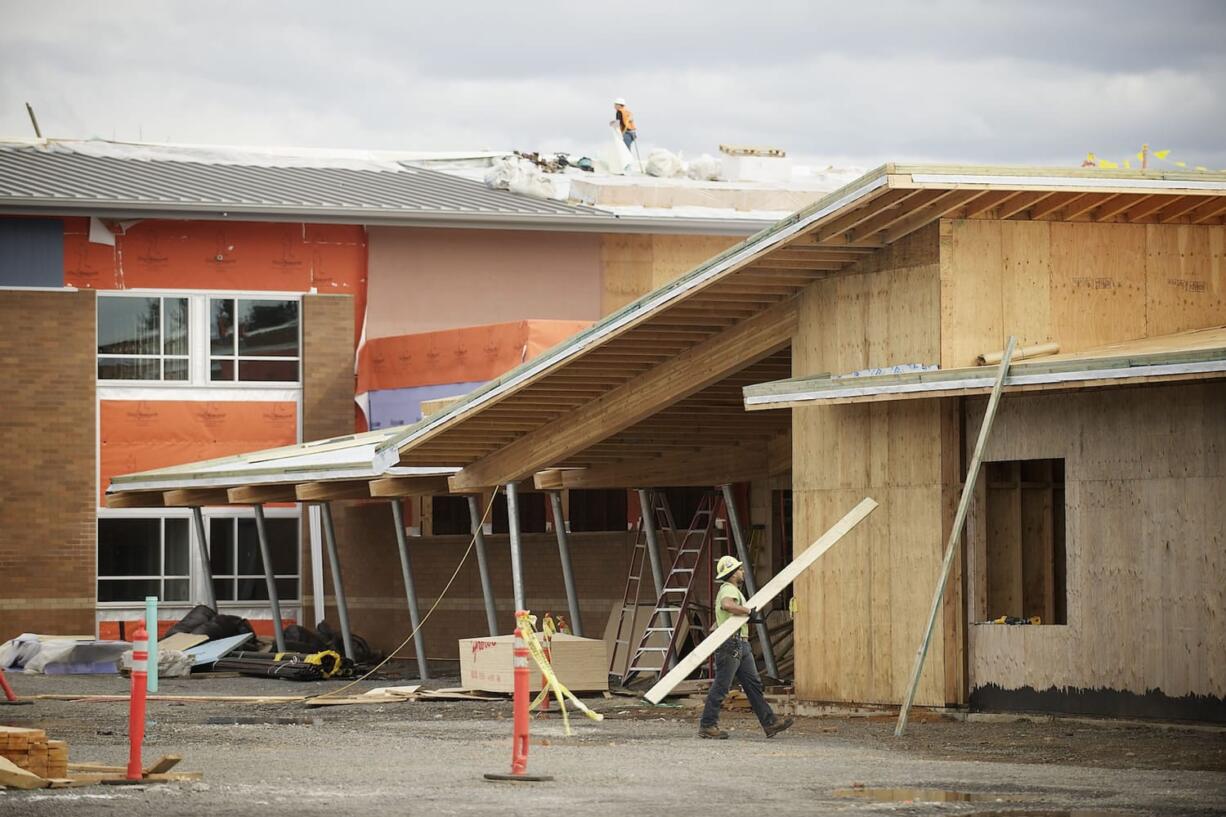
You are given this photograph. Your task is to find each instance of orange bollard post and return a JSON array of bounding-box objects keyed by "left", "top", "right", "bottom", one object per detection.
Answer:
[
  {"left": 484, "top": 611, "right": 552, "bottom": 783},
  {"left": 125, "top": 626, "right": 149, "bottom": 780},
  {"left": 0, "top": 667, "right": 32, "bottom": 706}
]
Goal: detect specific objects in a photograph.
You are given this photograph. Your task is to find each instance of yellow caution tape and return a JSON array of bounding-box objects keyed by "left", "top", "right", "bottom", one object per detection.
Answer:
[{"left": 516, "top": 611, "right": 603, "bottom": 737}]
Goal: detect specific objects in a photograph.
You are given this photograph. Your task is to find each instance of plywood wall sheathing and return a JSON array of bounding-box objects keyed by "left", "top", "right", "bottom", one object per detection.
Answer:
[
  {"left": 941, "top": 220, "right": 1225, "bottom": 368},
  {"left": 792, "top": 224, "right": 956, "bottom": 706},
  {"left": 599, "top": 234, "right": 740, "bottom": 315},
  {"left": 964, "top": 381, "right": 1226, "bottom": 702}
]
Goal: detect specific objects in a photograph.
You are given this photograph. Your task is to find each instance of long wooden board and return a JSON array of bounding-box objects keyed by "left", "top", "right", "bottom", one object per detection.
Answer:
[{"left": 644, "top": 497, "right": 879, "bottom": 704}]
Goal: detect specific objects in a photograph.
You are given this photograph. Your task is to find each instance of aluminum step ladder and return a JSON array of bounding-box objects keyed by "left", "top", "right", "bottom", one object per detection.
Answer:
[
  {"left": 608, "top": 490, "right": 679, "bottom": 679},
  {"left": 624, "top": 492, "right": 723, "bottom": 681}
]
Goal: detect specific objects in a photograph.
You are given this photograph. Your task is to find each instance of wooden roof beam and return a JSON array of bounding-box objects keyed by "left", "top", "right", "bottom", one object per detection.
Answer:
[
  {"left": 879, "top": 190, "right": 985, "bottom": 244},
  {"left": 996, "top": 191, "right": 1057, "bottom": 220},
  {"left": 1190, "top": 197, "right": 1226, "bottom": 224},
  {"left": 296, "top": 479, "right": 377, "bottom": 502},
  {"left": 163, "top": 488, "right": 234, "bottom": 507},
  {"left": 1123, "top": 194, "right": 1181, "bottom": 222},
  {"left": 448, "top": 297, "right": 798, "bottom": 491},
  {"left": 1160, "top": 195, "right": 1221, "bottom": 224},
  {"left": 228, "top": 484, "right": 302, "bottom": 504},
  {"left": 105, "top": 491, "right": 166, "bottom": 509},
  {"left": 368, "top": 475, "right": 455, "bottom": 497}
]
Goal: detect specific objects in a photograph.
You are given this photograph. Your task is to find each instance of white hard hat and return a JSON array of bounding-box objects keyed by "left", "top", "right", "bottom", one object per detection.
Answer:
[
  {"left": 715, "top": 555, "right": 743, "bottom": 581},
  {"left": 614, "top": 97, "right": 626, "bottom": 106}
]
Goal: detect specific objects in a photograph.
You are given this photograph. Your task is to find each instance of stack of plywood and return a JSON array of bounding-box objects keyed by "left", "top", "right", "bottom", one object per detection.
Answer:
[
  {"left": 0, "top": 726, "right": 68, "bottom": 779},
  {"left": 459, "top": 633, "right": 608, "bottom": 693}
]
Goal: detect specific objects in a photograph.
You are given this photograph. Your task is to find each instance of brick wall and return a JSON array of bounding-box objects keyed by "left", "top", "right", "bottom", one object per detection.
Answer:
[
  {"left": 298, "top": 294, "right": 355, "bottom": 632},
  {"left": 0, "top": 289, "right": 97, "bottom": 638}
]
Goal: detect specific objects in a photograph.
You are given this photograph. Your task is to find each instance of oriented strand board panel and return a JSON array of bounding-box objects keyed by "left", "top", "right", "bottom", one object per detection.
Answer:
[
  {"left": 965, "top": 381, "right": 1226, "bottom": 715},
  {"left": 458, "top": 633, "right": 608, "bottom": 693},
  {"left": 792, "top": 224, "right": 953, "bottom": 706},
  {"left": 940, "top": 219, "right": 1224, "bottom": 368},
  {"left": 650, "top": 234, "right": 740, "bottom": 290}
]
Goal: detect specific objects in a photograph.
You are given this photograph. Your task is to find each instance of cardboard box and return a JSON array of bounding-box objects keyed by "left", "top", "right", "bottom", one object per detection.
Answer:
[{"left": 458, "top": 633, "right": 608, "bottom": 693}]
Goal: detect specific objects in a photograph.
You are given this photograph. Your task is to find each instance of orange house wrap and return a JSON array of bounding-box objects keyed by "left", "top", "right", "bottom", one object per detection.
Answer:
[
  {"left": 64, "top": 219, "right": 368, "bottom": 346},
  {"left": 356, "top": 319, "right": 592, "bottom": 394},
  {"left": 99, "top": 401, "right": 298, "bottom": 502}
]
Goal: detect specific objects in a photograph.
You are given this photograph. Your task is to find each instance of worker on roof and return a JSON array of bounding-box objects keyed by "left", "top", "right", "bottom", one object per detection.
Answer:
[
  {"left": 699, "top": 555, "right": 794, "bottom": 740},
  {"left": 612, "top": 98, "right": 637, "bottom": 150}
]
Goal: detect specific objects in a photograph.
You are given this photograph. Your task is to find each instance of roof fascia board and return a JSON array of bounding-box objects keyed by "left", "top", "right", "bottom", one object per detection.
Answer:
[
  {"left": 902, "top": 172, "right": 1226, "bottom": 194},
  {"left": 377, "top": 171, "right": 893, "bottom": 459},
  {"left": 892, "top": 164, "right": 1226, "bottom": 185},
  {"left": 744, "top": 359, "right": 1226, "bottom": 408}
]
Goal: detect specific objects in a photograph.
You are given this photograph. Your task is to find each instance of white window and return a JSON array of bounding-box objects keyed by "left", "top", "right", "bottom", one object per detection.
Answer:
[
  {"left": 97, "top": 295, "right": 190, "bottom": 381},
  {"left": 96, "top": 292, "right": 301, "bottom": 386},
  {"left": 208, "top": 516, "right": 300, "bottom": 602},
  {"left": 209, "top": 298, "right": 300, "bottom": 382},
  {"left": 97, "top": 517, "right": 191, "bottom": 602}
]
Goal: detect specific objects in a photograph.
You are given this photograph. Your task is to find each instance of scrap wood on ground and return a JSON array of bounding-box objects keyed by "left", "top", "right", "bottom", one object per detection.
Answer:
[{"left": 0, "top": 726, "right": 201, "bottom": 790}]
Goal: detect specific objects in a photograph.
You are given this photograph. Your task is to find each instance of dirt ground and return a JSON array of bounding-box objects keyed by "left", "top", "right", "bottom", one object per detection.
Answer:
[{"left": 1, "top": 672, "right": 1223, "bottom": 817}]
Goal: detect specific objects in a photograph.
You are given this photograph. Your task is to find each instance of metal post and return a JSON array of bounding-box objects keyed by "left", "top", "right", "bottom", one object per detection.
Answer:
[
  {"left": 319, "top": 501, "right": 356, "bottom": 660},
  {"left": 635, "top": 489, "right": 667, "bottom": 597},
  {"left": 190, "top": 506, "right": 217, "bottom": 610},
  {"left": 506, "top": 483, "right": 526, "bottom": 614},
  {"left": 721, "top": 483, "right": 777, "bottom": 678},
  {"left": 389, "top": 499, "right": 429, "bottom": 680},
  {"left": 549, "top": 491, "right": 583, "bottom": 637},
  {"left": 468, "top": 494, "right": 499, "bottom": 636},
  {"left": 252, "top": 504, "right": 287, "bottom": 653}
]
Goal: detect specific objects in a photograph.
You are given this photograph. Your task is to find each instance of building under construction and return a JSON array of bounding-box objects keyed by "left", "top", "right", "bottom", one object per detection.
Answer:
[{"left": 80, "top": 164, "right": 1226, "bottom": 723}]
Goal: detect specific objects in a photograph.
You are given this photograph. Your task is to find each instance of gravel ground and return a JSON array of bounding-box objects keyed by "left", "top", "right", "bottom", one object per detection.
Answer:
[{"left": 1, "top": 672, "right": 1223, "bottom": 816}]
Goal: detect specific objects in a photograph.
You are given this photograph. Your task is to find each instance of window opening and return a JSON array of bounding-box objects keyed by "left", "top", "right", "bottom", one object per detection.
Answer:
[
  {"left": 97, "top": 295, "right": 189, "bottom": 381},
  {"left": 97, "top": 517, "right": 191, "bottom": 602},
  {"left": 210, "top": 297, "right": 300, "bottom": 382},
  {"left": 984, "top": 458, "right": 1067, "bottom": 624},
  {"left": 208, "top": 517, "right": 300, "bottom": 602}
]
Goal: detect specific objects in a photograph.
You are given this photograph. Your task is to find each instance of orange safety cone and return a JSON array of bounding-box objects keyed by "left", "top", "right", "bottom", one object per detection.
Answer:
[
  {"left": 0, "top": 667, "right": 32, "bottom": 706},
  {"left": 103, "top": 626, "right": 149, "bottom": 785},
  {"left": 484, "top": 611, "right": 553, "bottom": 783}
]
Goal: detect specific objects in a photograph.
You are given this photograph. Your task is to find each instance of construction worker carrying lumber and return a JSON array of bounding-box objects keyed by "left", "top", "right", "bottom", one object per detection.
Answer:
[
  {"left": 699, "top": 555, "right": 794, "bottom": 739},
  {"left": 612, "top": 98, "right": 637, "bottom": 149}
]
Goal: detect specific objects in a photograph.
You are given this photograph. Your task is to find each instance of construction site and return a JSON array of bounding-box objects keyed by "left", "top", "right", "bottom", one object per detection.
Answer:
[{"left": 0, "top": 52, "right": 1224, "bottom": 811}]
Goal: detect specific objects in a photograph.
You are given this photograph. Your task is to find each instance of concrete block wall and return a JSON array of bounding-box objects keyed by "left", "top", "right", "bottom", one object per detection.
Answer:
[{"left": 0, "top": 289, "right": 97, "bottom": 638}]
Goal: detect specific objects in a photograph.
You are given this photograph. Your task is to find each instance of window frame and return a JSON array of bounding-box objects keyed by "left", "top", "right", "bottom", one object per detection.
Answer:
[
  {"left": 96, "top": 293, "right": 191, "bottom": 383},
  {"left": 208, "top": 296, "right": 302, "bottom": 385},
  {"left": 96, "top": 516, "right": 192, "bottom": 605},
  {"left": 95, "top": 290, "right": 303, "bottom": 389},
  {"left": 206, "top": 512, "right": 302, "bottom": 604},
  {"left": 95, "top": 507, "right": 302, "bottom": 609}
]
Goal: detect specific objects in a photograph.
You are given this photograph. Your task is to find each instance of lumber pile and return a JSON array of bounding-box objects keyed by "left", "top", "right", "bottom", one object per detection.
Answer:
[{"left": 0, "top": 726, "right": 67, "bottom": 780}]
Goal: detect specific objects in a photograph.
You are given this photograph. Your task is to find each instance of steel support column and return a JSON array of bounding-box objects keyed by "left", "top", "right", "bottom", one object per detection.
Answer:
[
  {"left": 319, "top": 501, "right": 356, "bottom": 660},
  {"left": 467, "top": 494, "right": 499, "bottom": 636},
  {"left": 190, "top": 506, "right": 217, "bottom": 610},
  {"left": 720, "top": 483, "right": 777, "bottom": 678},
  {"left": 389, "top": 499, "right": 429, "bottom": 679},
  {"left": 635, "top": 489, "right": 667, "bottom": 597},
  {"left": 548, "top": 491, "right": 583, "bottom": 637},
  {"left": 506, "top": 483, "right": 526, "bottom": 614},
  {"left": 252, "top": 504, "right": 287, "bottom": 653}
]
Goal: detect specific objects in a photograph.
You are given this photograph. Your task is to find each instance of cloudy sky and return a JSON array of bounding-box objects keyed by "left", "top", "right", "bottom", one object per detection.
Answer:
[{"left": 2, "top": 0, "right": 1224, "bottom": 170}]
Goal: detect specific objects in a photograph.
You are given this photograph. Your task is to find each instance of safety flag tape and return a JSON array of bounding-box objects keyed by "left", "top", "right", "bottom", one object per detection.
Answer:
[{"left": 515, "top": 611, "right": 604, "bottom": 737}]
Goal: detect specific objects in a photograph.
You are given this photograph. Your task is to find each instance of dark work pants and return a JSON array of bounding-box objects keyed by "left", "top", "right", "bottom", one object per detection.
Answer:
[{"left": 699, "top": 636, "right": 775, "bottom": 729}]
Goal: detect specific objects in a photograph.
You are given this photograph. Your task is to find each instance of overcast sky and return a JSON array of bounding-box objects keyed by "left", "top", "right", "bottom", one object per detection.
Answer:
[{"left": 2, "top": 0, "right": 1224, "bottom": 170}]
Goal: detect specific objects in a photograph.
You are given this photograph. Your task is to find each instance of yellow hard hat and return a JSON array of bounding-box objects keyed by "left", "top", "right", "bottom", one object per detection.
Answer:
[{"left": 715, "top": 555, "right": 743, "bottom": 580}]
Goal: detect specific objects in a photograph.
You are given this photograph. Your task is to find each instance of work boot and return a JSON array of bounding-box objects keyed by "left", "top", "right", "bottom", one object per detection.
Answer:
[
  {"left": 764, "top": 716, "right": 794, "bottom": 738},
  {"left": 698, "top": 724, "right": 729, "bottom": 740}
]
